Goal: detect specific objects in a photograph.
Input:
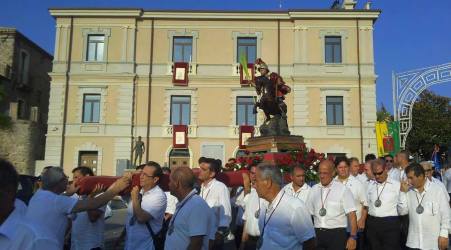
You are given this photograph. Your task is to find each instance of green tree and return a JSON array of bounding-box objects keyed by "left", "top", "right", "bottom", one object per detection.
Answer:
[
  {"left": 376, "top": 103, "right": 393, "bottom": 122},
  {"left": 406, "top": 90, "right": 451, "bottom": 157}
]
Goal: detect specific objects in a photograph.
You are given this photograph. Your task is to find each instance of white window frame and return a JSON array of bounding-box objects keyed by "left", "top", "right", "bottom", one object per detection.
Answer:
[
  {"left": 77, "top": 86, "right": 108, "bottom": 125},
  {"left": 232, "top": 32, "right": 263, "bottom": 75},
  {"left": 320, "top": 88, "right": 350, "bottom": 126},
  {"left": 319, "top": 30, "right": 348, "bottom": 65},
  {"left": 82, "top": 28, "right": 111, "bottom": 63},
  {"left": 167, "top": 31, "right": 199, "bottom": 75}
]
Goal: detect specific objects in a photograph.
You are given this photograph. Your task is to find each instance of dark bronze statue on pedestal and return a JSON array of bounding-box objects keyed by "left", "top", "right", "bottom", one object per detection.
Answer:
[{"left": 252, "top": 58, "right": 291, "bottom": 136}]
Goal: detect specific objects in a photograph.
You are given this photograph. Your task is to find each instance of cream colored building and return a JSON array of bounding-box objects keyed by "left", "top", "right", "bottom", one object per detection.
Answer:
[{"left": 40, "top": 5, "right": 380, "bottom": 175}]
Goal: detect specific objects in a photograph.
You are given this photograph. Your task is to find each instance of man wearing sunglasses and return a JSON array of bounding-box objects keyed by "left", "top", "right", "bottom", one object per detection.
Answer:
[
  {"left": 365, "top": 159, "right": 402, "bottom": 250},
  {"left": 386, "top": 154, "right": 401, "bottom": 181},
  {"left": 420, "top": 161, "right": 449, "bottom": 202}
]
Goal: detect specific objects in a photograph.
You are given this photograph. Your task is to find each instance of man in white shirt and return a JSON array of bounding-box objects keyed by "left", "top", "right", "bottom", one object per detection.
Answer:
[
  {"left": 306, "top": 160, "right": 357, "bottom": 250},
  {"left": 394, "top": 150, "right": 411, "bottom": 247},
  {"left": 349, "top": 157, "right": 361, "bottom": 178},
  {"left": 420, "top": 161, "right": 449, "bottom": 202},
  {"left": 443, "top": 164, "right": 451, "bottom": 201},
  {"left": 283, "top": 164, "right": 311, "bottom": 203},
  {"left": 365, "top": 159, "right": 402, "bottom": 250},
  {"left": 398, "top": 163, "right": 449, "bottom": 250},
  {"left": 0, "top": 159, "right": 59, "bottom": 250},
  {"left": 385, "top": 154, "right": 401, "bottom": 181},
  {"left": 162, "top": 167, "right": 179, "bottom": 225},
  {"left": 165, "top": 166, "right": 213, "bottom": 250},
  {"left": 334, "top": 157, "right": 368, "bottom": 249},
  {"left": 255, "top": 163, "right": 315, "bottom": 250},
  {"left": 70, "top": 166, "right": 106, "bottom": 250},
  {"left": 357, "top": 154, "right": 376, "bottom": 189},
  {"left": 25, "top": 166, "right": 131, "bottom": 248},
  {"left": 126, "top": 161, "right": 167, "bottom": 250},
  {"left": 198, "top": 158, "right": 232, "bottom": 249},
  {"left": 240, "top": 164, "right": 268, "bottom": 250}
]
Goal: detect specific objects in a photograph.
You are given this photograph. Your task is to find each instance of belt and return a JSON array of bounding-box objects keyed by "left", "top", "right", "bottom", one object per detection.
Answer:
[
  {"left": 368, "top": 215, "right": 398, "bottom": 221},
  {"left": 315, "top": 227, "right": 346, "bottom": 231}
]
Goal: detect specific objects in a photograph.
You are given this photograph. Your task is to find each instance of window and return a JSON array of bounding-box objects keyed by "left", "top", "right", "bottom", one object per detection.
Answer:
[
  {"left": 236, "top": 96, "right": 256, "bottom": 125},
  {"left": 237, "top": 37, "right": 257, "bottom": 63},
  {"left": 79, "top": 151, "right": 98, "bottom": 174},
  {"left": 326, "top": 96, "right": 343, "bottom": 125},
  {"left": 86, "top": 35, "right": 105, "bottom": 61},
  {"left": 18, "top": 51, "right": 29, "bottom": 84},
  {"left": 82, "top": 94, "right": 100, "bottom": 123},
  {"left": 173, "top": 37, "right": 193, "bottom": 62},
  {"left": 325, "top": 36, "right": 342, "bottom": 63},
  {"left": 17, "top": 100, "right": 26, "bottom": 119},
  {"left": 170, "top": 96, "right": 191, "bottom": 125}
]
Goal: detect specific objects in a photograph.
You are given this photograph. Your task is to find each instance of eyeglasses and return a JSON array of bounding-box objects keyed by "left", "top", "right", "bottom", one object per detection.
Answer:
[
  {"left": 141, "top": 172, "right": 155, "bottom": 178},
  {"left": 385, "top": 160, "right": 393, "bottom": 163},
  {"left": 373, "top": 171, "right": 384, "bottom": 176}
]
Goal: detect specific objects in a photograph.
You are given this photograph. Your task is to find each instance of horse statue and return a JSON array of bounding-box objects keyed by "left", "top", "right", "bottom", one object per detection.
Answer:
[{"left": 252, "top": 58, "right": 291, "bottom": 136}]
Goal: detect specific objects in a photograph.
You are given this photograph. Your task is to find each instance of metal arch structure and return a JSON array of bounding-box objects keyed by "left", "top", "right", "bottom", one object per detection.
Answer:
[{"left": 393, "top": 62, "right": 451, "bottom": 149}]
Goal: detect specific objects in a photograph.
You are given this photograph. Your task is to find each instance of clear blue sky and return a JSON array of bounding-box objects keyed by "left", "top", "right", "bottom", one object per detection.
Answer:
[{"left": 2, "top": 0, "right": 450, "bottom": 113}]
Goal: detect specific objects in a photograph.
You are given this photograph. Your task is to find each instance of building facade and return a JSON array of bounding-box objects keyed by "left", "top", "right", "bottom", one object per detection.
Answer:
[
  {"left": 0, "top": 27, "right": 53, "bottom": 174},
  {"left": 42, "top": 6, "right": 380, "bottom": 175}
]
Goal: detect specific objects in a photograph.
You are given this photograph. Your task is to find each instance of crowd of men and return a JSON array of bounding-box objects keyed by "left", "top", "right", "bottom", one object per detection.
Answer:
[{"left": 0, "top": 150, "right": 451, "bottom": 250}]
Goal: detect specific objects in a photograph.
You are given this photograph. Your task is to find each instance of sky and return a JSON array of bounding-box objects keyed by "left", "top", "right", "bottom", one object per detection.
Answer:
[{"left": 1, "top": 0, "right": 450, "bottom": 113}]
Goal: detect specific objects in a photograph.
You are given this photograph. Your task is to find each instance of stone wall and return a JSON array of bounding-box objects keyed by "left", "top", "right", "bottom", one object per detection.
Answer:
[{"left": 0, "top": 120, "right": 43, "bottom": 175}]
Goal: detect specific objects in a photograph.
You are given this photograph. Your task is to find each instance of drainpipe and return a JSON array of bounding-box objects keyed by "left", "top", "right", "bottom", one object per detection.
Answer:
[
  {"left": 130, "top": 19, "right": 138, "bottom": 166},
  {"left": 356, "top": 19, "right": 364, "bottom": 161},
  {"left": 60, "top": 17, "right": 74, "bottom": 167},
  {"left": 146, "top": 18, "right": 155, "bottom": 162}
]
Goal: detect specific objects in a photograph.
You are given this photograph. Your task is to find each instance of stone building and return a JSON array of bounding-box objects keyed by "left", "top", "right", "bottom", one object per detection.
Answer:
[
  {"left": 42, "top": 2, "right": 380, "bottom": 175},
  {"left": 0, "top": 27, "right": 53, "bottom": 174}
]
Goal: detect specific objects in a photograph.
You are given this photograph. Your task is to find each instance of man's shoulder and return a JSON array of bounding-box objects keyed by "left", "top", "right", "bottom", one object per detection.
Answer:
[
  {"left": 187, "top": 195, "right": 211, "bottom": 213},
  {"left": 212, "top": 179, "right": 228, "bottom": 190},
  {"left": 282, "top": 193, "right": 307, "bottom": 211}
]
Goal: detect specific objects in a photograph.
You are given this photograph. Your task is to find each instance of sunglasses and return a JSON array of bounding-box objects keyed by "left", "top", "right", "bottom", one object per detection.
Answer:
[
  {"left": 373, "top": 171, "right": 384, "bottom": 176},
  {"left": 385, "top": 160, "right": 393, "bottom": 163}
]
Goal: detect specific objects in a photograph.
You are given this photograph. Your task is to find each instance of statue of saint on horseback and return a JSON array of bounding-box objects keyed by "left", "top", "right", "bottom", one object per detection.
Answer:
[{"left": 250, "top": 58, "right": 291, "bottom": 136}]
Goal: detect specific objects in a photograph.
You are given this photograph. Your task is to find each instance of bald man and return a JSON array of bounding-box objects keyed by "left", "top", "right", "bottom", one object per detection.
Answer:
[
  {"left": 306, "top": 160, "right": 358, "bottom": 250},
  {"left": 165, "top": 167, "right": 214, "bottom": 250}
]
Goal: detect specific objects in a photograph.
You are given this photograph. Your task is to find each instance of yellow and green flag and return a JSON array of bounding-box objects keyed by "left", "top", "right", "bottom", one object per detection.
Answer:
[{"left": 239, "top": 52, "right": 250, "bottom": 80}]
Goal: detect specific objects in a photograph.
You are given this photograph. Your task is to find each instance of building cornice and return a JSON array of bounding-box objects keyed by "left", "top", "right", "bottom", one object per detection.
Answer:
[
  {"left": 49, "top": 8, "right": 143, "bottom": 18},
  {"left": 49, "top": 8, "right": 380, "bottom": 21}
]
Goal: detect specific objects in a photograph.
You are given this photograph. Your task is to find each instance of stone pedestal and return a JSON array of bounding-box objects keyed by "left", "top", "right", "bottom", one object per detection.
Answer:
[{"left": 246, "top": 135, "right": 304, "bottom": 153}]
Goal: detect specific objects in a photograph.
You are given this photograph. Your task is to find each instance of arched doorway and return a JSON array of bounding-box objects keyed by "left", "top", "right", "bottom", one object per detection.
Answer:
[{"left": 168, "top": 148, "right": 191, "bottom": 169}]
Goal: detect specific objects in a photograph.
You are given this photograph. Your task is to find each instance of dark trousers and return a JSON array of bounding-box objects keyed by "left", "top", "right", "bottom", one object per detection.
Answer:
[
  {"left": 244, "top": 236, "right": 259, "bottom": 250},
  {"left": 366, "top": 215, "right": 401, "bottom": 250},
  {"left": 316, "top": 228, "right": 347, "bottom": 250},
  {"left": 399, "top": 215, "right": 409, "bottom": 249},
  {"left": 234, "top": 225, "right": 243, "bottom": 248},
  {"left": 348, "top": 231, "right": 365, "bottom": 250}
]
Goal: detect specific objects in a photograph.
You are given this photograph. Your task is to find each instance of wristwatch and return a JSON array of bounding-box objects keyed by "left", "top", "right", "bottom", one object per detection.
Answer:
[{"left": 350, "top": 234, "right": 358, "bottom": 240}]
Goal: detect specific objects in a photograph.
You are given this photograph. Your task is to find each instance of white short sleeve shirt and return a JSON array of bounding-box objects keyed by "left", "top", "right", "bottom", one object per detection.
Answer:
[
  {"left": 25, "top": 189, "right": 78, "bottom": 247},
  {"left": 165, "top": 190, "right": 211, "bottom": 250},
  {"left": 367, "top": 179, "right": 401, "bottom": 217},
  {"left": 200, "top": 179, "right": 232, "bottom": 229},
  {"left": 306, "top": 180, "right": 356, "bottom": 229},
  {"left": 0, "top": 205, "right": 60, "bottom": 250},
  {"left": 283, "top": 182, "right": 311, "bottom": 203},
  {"left": 258, "top": 190, "right": 315, "bottom": 250},
  {"left": 165, "top": 191, "right": 178, "bottom": 215},
  {"left": 125, "top": 185, "right": 167, "bottom": 250},
  {"left": 335, "top": 176, "right": 368, "bottom": 221},
  {"left": 242, "top": 188, "right": 268, "bottom": 237}
]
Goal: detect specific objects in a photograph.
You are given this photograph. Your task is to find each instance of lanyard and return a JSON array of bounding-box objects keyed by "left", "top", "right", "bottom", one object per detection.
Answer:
[
  {"left": 321, "top": 187, "right": 331, "bottom": 209},
  {"left": 415, "top": 190, "right": 427, "bottom": 207},
  {"left": 261, "top": 192, "right": 285, "bottom": 238},
  {"left": 376, "top": 182, "right": 387, "bottom": 201},
  {"left": 168, "top": 191, "right": 196, "bottom": 229}
]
